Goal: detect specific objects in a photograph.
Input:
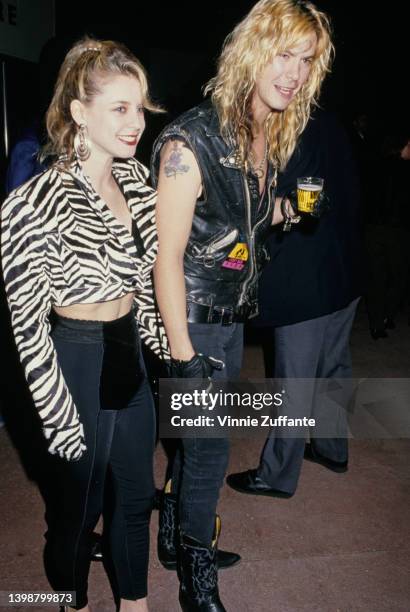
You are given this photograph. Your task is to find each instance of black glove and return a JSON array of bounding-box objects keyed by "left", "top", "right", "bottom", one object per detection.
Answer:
[
  {"left": 169, "top": 353, "right": 224, "bottom": 378},
  {"left": 310, "top": 190, "right": 330, "bottom": 218},
  {"left": 281, "top": 189, "right": 330, "bottom": 222}
]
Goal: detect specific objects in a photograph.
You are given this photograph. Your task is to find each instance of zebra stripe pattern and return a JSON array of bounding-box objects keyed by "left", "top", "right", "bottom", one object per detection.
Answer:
[{"left": 1, "top": 157, "right": 169, "bottom": 460}]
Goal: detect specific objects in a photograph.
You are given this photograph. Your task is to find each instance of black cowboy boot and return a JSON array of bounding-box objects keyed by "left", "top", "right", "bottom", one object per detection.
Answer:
[
  {"left": 179, "top": 527, "right": 227, "bottom": 612},
  {"left": 158, "top": 482, "right": 240, "bottom": 571},
  {"left": 157, "top": 480, "right": 178, "bottom": 569}
]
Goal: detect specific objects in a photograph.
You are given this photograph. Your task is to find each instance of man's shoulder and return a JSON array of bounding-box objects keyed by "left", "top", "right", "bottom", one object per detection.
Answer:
[
  {"left": 150, "top": 100, "right": 223, "bottom": 185},
  {"left": 160, "top": 99, "right": 217, "bottom": 139}
]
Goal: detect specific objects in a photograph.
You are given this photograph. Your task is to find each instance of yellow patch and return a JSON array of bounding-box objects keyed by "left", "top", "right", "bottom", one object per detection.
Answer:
[{"left": 228, "top": 243, "right": 248, "bottom": 261}]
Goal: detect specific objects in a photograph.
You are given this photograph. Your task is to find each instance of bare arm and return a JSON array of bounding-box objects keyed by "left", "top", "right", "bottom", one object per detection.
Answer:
[{"left": 153, "top": 139, "right": 202, "bottom": 360}]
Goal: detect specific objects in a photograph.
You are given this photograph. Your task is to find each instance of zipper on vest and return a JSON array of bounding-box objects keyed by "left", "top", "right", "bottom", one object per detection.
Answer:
[{"left": 238, "top": 174, "right": 275, "bottom": 306}]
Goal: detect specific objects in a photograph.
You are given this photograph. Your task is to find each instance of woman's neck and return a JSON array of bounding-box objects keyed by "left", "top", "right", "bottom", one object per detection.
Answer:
[{"left": 80, "top": 152, "right": 115, "bottom": 193}]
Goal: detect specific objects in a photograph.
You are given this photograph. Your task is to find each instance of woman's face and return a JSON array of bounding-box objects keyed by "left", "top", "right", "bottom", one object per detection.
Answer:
[{"left": 73, "top": 73, "right": 145, "bottom": 162}]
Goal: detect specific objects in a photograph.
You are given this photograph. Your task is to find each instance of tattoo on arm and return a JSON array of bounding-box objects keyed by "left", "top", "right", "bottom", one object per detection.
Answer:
[{"left": 164, "top": 140, "right": 191, "bottom": 179}]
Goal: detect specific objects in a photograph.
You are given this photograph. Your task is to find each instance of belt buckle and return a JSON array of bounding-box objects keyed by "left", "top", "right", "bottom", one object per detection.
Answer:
[
  {"left": 210, "top": 306, "right": 220, "bottom": 324},
  {"left": 221, "top": 308, "right": 234, "bottom": 326}
]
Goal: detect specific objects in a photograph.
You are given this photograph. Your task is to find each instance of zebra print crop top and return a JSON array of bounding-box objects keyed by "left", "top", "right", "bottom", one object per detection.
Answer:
[{"left": 1, "top": 157, "right": 169, "bottom": 459}]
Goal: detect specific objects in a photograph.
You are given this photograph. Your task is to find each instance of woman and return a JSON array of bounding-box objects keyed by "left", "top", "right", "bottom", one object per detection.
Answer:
[{"left": 1, "top": 37, "right": 166, "bottom": 612}]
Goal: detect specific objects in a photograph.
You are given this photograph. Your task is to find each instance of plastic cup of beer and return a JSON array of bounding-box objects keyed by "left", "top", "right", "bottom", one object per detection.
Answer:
[{"left": 296, "top": 177, "right": 324, "bottom": 213}]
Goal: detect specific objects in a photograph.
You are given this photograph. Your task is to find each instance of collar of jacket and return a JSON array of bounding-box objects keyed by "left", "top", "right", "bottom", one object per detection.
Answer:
[
  {"left": 201, "top": 102, "right": 278, "bottom": 184},
  {"left": 57, "top": 156, "right": 147, "bottom": 220},
  {"left": 219, "top": 147, "right": 243, "bottom": 170},
  {"left": 63, "top": 155, "right": 145, "bottom": 187},
  {"left": 55, "top": 156, "right": 149, "bottom": 260},
  {"left": 201, "top": 103, "right": 242, "bottom": 171}
]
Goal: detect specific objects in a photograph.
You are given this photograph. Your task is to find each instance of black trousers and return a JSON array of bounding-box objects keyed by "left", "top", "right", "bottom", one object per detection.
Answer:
[
  {"left": 44, "top": 312, "right": 155, "bottom": 609},
  {"left": 170, "top": 322, "right": 243, "bottom": 545}
]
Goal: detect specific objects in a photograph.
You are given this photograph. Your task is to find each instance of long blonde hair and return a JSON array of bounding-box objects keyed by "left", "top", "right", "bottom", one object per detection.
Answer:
[
  {"left": 44, "top": 36, "right": 162, "bottom": 163},
  {"left": 205, "top": 0, "right": 334, "bottom": 170}
]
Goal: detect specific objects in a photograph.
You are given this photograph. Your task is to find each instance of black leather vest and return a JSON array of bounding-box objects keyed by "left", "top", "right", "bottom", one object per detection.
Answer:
[{"left": 151, "top": 100, "right": 277, "bottom": 317}]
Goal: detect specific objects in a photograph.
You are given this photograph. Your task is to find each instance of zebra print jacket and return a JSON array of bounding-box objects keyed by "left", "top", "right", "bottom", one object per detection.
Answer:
[{"left": 1, "top": 157, "right": 169, "bottom": 460}]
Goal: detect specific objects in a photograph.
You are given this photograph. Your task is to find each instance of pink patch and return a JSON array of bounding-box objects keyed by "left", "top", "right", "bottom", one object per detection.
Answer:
[{"left": 222, "top": 259, "right": 245, "bottom": 271}]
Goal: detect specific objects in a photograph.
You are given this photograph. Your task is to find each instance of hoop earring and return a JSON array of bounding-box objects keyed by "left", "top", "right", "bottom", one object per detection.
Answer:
[{"left": 73, "top": 123, "right": 91, "bottom": 161}]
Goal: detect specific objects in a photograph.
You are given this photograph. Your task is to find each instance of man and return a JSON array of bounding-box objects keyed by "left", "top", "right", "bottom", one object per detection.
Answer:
[
  {"left": 151, "top": 2, "right": 333, "bottom": 609},
  {"left": 227, "top": 109, "right": 363, "bottom": 498}
]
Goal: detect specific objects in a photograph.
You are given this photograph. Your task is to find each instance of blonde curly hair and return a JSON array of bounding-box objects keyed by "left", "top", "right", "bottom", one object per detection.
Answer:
[
  {"left": 44, "top": 36, "right": 162, "bottom": 163},
  {"left": 205, "top": 0, "right": 334, "bottom": 171}
]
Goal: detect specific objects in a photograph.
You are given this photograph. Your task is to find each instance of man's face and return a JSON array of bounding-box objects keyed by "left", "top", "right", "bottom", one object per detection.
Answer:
[{"left": 252, "top": 32, "right": 318, "bottom": 119}]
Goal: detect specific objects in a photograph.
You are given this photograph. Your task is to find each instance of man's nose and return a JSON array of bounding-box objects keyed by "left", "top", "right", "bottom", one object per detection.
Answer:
[{"left": 286, "top": 59, "right": 300, "bottom": 81}]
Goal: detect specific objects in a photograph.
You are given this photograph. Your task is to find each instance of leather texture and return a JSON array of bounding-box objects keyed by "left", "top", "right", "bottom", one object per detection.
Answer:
[
  {"left": 169, "top": 353, "right": 224, "bottom": 378},
  {"left": 151, "top": 100, "right": 277, "bottom": 315}
]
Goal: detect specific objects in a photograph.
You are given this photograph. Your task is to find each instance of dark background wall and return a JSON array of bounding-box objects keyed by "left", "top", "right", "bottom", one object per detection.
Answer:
[
  {"left": 54, "top": 0, "right": 410, "bottom": 115},
  {"left": 1, "top": 0, "right": 409, "bottom": 175}
]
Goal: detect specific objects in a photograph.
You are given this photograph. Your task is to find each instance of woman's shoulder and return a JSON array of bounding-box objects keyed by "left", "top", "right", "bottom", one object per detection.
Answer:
[{"left": 2, "top": 166, "right": 63, "bottom": 219}]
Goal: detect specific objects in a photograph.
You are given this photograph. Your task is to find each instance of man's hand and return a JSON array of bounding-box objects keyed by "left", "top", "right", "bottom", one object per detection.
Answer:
[
  {"left": 310, "top": 191, "right": 330, "bottom": 218},
  {"left": 278, "top": 189, "right": 330, "bottom": 229},
  {"left": 169, "top": 353, "right": 224, "bottom": 378}
]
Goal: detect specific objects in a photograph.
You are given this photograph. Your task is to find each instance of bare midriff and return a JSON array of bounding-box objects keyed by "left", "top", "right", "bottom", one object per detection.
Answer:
[{"left": 53, "top": 291, "right": 136, "bottom": 321}]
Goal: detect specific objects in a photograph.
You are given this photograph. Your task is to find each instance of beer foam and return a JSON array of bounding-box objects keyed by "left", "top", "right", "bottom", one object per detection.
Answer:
[{"left": 298, "top": 184, "right": 322, "bottom": 191}]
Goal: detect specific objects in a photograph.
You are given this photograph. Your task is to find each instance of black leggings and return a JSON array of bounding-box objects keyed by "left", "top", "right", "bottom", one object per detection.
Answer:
[{"left": 44, "top": 311, "right": 155, "bottom": 609}]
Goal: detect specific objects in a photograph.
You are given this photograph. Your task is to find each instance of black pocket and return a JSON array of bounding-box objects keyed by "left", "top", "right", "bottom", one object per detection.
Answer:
[{"left": 99, "top": 330, "right": 145, "bottom": 411}]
